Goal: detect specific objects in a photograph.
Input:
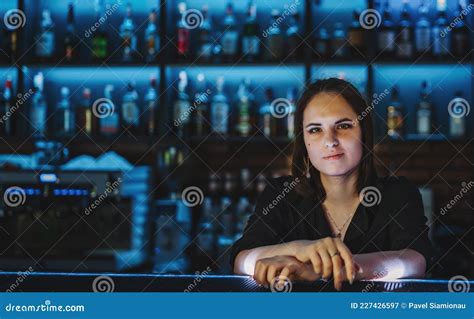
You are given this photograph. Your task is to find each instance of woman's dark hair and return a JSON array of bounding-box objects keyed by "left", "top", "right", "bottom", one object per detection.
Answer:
[{"left": 291, "top": 77, "right": 378, "bottom": 200}]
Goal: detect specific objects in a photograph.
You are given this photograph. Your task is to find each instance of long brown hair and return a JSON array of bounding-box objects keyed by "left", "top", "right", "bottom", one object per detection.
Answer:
[{"left": 291, "top": 78, "right": 378, "bottom": 200}]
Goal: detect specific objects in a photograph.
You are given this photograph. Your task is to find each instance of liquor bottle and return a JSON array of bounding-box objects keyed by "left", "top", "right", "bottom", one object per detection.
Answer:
[
  {"left": 196, "top": 5, "right": 213, "bottom": 61},
  {"left": 286, "top": 11, "right": 301, "bottom": 61},
  {"left": 35, "top": 9, "right": 55, "bottom": 61},
  {"left": 0, "top": 77, "right": 14, "bottom": 136},
  {"left": 173, "top": 71, "right": 190, "bottom": 138},
  {"left": 241, "top": 1, "right": 260, "bottom": 62},
  {"left": 314, "top": 27, "right": 330, "bottom": 59},
  {"left": 264, "top": 9, "right": 284, "bottom": 62},
  {"left": 221, "top": 2, "right": 239, "bottom": 62},
  {"left": 449, "top": 91, "right": 466, "bottom": 138},
  {"left": 121, "top": 82, "right": 140, "bottom": 135},
  {"left": 415, "top": 0, "right": 432, "bottom": 57},
  {"left": 259, "top": 87, "right": 277, "bottom": 137},
  {"left": 192, "top": 73, "right": 210, "bottom": 136},
  {"left": 348, "top": 9, "right": 367, "bottom": 57},
  {"left": 144, "top": 8, "right": 159, "bottom": 63},
  {"left": 396, "top": 1, "right": 414, "bottom": 59},
  {"left": 451, "top": 0, "right": 470, "bottom": 57},
  {"left": 416, "top": 81, "right": 433, "bottom": 135},
  {"left": 284, "top": 87, "right": 297, "bottom": 139},
  {"left": 377, "top": 1, "right": 396, "bottom": 57},
  {"left": 30, "top": 72, "right": 47, "bottom": 137},
  {"left": 144, "top": 77, "right": 158, "bottom": 136},
  {"left": 196, "top": 197, "right": 217, "bottom": 260},
  {"left": 120, "top": 3, "right": 137, "bottom": 62},
  {"left": 64, "top": 2, "right": 79, "bottom": 63},
  {"left": 55, "top": 86, "right": 74, "bottom": 137},
  {"left": 331, "top": 23, "right": 346, "bottom": 57},
  {"left": 176, "top": 2, "right": 190, "bottom": 59},
  {"left": 386, "top": 86, "right": 404, "bottom": 138},
  {"left": 76, "top": 88, "right": 94, "bottom": 135},
  {"left": 235, "top": 79, "right": 255, "bottom": 137},
  {"left": 91, "top": 0, "right": 108, "bottom": 61},
  {"left": 100, "top": 85, "right": 120, "bottom": 137},
  {"left": 432, "top": 0, "right": 450, "bottom": 58},
  {"left": 210, "top": 76, "right": 229, "bottom": 135}
]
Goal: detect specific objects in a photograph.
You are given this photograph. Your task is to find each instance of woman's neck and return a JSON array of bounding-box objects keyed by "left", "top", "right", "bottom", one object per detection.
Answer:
[{"left": 320, "top": 168, "right": 359, "bottom": 205}]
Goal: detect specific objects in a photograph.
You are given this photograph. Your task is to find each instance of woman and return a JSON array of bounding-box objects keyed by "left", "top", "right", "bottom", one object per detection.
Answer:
[{"left": 230, "top": 78, "right": 433, "bottom": 291}]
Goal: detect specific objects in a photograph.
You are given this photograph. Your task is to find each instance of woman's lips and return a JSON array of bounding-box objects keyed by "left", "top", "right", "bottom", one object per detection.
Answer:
[{"left": 323, "top": 153, "right": 344, "bottom": 160}]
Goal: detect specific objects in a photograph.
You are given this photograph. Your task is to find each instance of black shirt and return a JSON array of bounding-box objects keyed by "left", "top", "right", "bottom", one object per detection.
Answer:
[{"left": 230, "top": 175, "right": 434, "bottom": 271}]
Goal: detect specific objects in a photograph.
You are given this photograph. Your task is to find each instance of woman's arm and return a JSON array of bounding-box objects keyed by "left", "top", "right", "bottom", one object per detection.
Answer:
[
  {"left": 233, "top": 241, "right": 299, "bottom": 275},
  {"left": 353, "top": 249, "right": 427, "bottom": 280}
]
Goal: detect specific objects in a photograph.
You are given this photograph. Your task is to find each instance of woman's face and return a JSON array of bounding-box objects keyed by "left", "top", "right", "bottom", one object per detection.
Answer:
[{"left": 303, "top": 92, "right": 363, "bottom": 177}]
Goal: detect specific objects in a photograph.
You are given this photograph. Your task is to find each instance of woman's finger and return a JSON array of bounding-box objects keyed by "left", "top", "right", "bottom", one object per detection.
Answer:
[
  {"left": 331, "top": 254, "right": 343, "bottom": 291},
  {"left": 318, "top": 249, "right": 333, "bottom": 280},
  {"left": 309, "top": 250, "right": 322, "bottom": 276},
  {"left": 335, "top": 239, "right": 355, "bottom": 283},
  {"left": 278, "top": 263, "right": 300, "bottom": 288},
  {"left": 266, "top": 264, "right": 279, "bottom": 287},
  {"left": 254, "top": 261, "right": 267, "bottom": 286}
]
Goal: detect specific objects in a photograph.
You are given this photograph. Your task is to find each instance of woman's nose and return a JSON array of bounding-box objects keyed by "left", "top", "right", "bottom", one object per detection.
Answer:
[{"left": 324, "top": 131, "right": 339, "bottom": 148}]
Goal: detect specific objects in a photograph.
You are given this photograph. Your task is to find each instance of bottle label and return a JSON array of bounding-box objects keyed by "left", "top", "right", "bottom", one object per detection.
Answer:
[
  {"left": 242, "top": 36, "right": 259, "bottom": 55},
  {"left": 417, "top": 108, "right": 431, "bottom": 134},
  {"left": 122, "top": 102, "right": 139, "bottom": 125},
  {"left": 36, "top": 31, "right": 54, "bottom": 57},
  {"left": 211, "top": 102, "right": 229, "bottom": 133},
  {"left": 415, "top": 28, "right": 431, "bottom": 51},
  {"left": 378, "top": 31, "right": 395, "bottom": 51},
  {"left": 221, "top": 31, "right": 238, "bottom": 55}
]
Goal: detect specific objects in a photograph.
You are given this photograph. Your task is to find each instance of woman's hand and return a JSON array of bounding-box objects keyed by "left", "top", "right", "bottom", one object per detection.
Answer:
[
  {"left": 294, "top": 237, "right": 356, "bottom": 290},
  {"left": 253, "top": 255, "right": 303, "bottom": 288}
]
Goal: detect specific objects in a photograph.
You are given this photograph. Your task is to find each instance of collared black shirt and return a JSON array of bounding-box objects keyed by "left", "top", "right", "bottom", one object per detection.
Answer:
[{"left": 230, "top": 175, "right": 434, "bottom": 271}]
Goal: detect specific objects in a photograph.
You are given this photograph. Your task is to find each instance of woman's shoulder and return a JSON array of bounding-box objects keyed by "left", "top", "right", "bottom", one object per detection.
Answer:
[{"left": 376, "top": 175, "right": 421, "bottom": 200}]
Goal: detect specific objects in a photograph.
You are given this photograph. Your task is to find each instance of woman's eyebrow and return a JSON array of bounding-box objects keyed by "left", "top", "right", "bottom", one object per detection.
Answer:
[{"left": 305, "top": 118, "right": 353, "bottom": 128}]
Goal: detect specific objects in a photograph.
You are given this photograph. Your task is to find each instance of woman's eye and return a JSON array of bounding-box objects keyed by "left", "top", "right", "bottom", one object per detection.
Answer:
[
  {"left": 337, "top": 123, "right": 352, "bottom": 130},
  {"left": 307, "top": 127, "right": 321, "bottom": 134}
]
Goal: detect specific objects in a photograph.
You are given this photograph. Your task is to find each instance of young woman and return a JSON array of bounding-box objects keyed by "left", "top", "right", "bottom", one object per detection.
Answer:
[{"left": 230, "top": 78, "right": 433, "bottom": 291}]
